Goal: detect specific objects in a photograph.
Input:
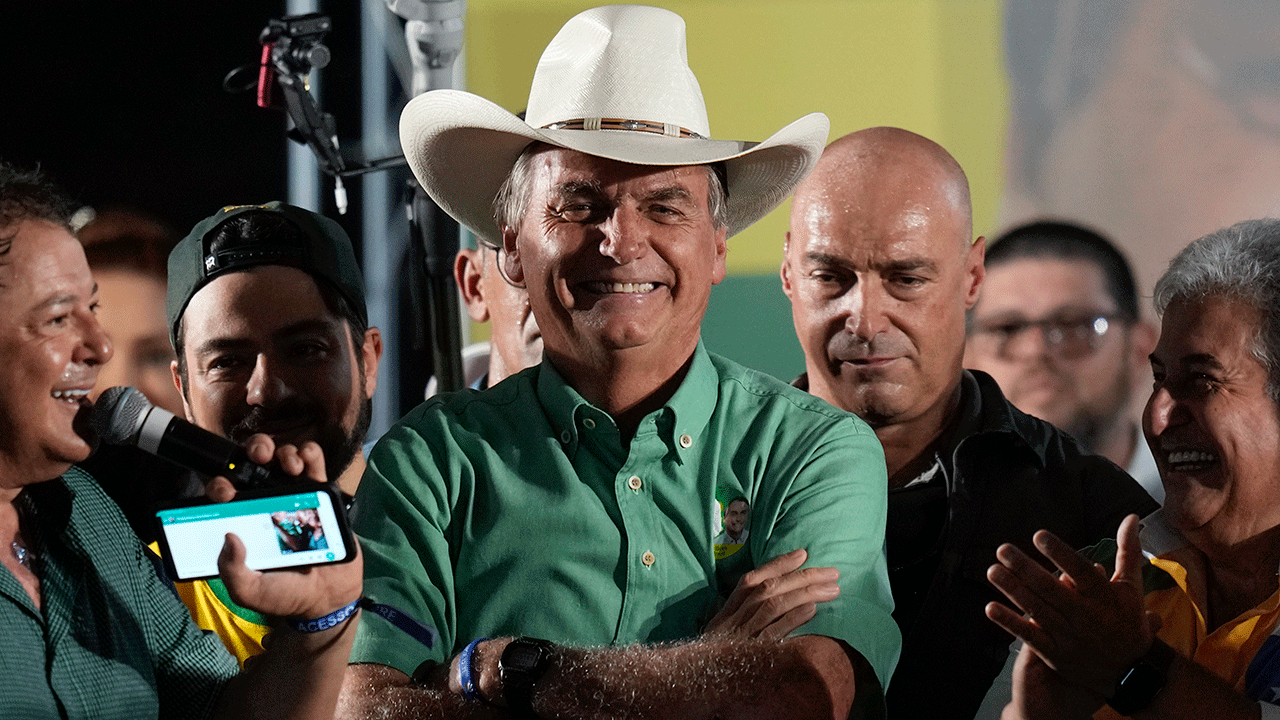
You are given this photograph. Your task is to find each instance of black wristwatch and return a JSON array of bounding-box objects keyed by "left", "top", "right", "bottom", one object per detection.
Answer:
[
  {"left": 1106, "top": 639, "right": 1177, "bottom": 716},
  {"left": 499, "top": 636, "right": 557, "bottom": 717}
]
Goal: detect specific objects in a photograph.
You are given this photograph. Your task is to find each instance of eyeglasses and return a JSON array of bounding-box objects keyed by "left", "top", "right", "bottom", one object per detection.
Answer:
[{"left": 970, "top": 313, "right": 1124, "bottom": 359}]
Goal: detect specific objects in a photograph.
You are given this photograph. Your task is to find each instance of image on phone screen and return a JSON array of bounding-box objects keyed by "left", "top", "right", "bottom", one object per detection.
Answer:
[{"left": 156, "top": 488, "right": 351, "bottom": 580}]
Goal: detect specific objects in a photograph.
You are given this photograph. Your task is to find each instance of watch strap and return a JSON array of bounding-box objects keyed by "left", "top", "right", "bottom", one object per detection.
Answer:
[{"left": 1107, "top": 639, "right": 1177, "bottom": 716}]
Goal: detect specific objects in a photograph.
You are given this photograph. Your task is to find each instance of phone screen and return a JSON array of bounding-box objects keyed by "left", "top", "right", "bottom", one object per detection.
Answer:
[{"left": 156, "top": 486, "right": 353, "bottom": 581}]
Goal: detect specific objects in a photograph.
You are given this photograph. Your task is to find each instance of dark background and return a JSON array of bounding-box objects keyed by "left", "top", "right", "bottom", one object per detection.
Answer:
[
  {"left": 0, "top": 2, "right": 440, "bottom": 427},
  {"left": 0, "top": 2, "right": 371, "bottom": 233}
]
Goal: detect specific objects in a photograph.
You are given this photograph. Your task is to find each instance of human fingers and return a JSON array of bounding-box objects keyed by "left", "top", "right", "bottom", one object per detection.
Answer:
[
  {"left": 243, "top": 433, "right": 278, "bottom": 465},
  {"left": 992, "top": 543, "right": 1080, "bottom": 618},
  {"left": 272, "top": 441, "right": 328, "bottom": 483},
  {"left": 205, "top": 476, "right": 237, "bottom": 503},
  {"left": 1112, "top": 514, "right": 1145, "bottom": 588},
  {"left": 217, "top": 533, "right": 264, "bottom": 608},
  {"left": 706, "top": 564, "right": 839, "bottom": 637},
  {"left": 986, "top": 560, "right": 1072, "bottom": 640},
  {"left": 739, "top": 573, "right": 839, "bottom": 635},
  {"left": 1032, "top": 530, "right": 1111, "bottom": 596},
  {"left": 716, "top": 549, "right": 808, "bottom": 619},
  {"left": 984, "top": 600, "right": 1054, "bottom": 657},
  {"left": 756, "top": 599, "right": 821, "bottom": 641}
]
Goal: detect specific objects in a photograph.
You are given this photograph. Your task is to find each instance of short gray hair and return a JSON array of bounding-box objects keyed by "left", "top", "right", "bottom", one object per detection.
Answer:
[
  {"left": 491, "top": 142, "right": 729, "bottom": 241},
  {"left": 1154, "top": 218, "right": 1280, "bottom": 400}
]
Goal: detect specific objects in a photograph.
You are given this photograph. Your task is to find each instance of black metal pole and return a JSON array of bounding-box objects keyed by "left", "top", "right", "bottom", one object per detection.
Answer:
[{"left": 407, "top": 182, "right": 464, "bottom": 395}]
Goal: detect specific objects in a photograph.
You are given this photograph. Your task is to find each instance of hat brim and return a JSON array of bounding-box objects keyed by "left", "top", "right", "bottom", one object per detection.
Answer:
[{"left": 400, "top": 89, "right": 829, "bottom": 244}]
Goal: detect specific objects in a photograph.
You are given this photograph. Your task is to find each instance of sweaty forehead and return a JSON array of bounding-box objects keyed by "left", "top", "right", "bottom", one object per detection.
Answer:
[{"left": 790, "top": 194, "right": 962, "bottom": 268}]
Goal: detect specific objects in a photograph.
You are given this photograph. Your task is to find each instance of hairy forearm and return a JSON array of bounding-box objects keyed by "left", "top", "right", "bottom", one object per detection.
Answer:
[
  {"left": 338, "top": 663, "right": 519, "bottom": 720},
  {"left": 340, "top": 635, "right": 863, "bottom": 720},
  {"left": 529, "top": 635, "right": 855, "bottom": 720}
]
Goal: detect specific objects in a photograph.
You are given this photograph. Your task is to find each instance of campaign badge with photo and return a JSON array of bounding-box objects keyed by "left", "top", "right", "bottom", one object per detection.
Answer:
[{"left": 712, "top": 488, "right": 751, "bottom": 560}]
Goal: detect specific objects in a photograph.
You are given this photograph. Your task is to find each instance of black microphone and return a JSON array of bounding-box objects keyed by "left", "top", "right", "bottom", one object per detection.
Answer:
[{"left": 92, "top": 386, "right": 276, "bottom": 490}]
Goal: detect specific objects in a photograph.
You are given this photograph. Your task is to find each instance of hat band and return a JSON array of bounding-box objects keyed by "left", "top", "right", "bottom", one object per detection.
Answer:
[{"left": 541, "top": 117, "right": 706, "bottom": 139}]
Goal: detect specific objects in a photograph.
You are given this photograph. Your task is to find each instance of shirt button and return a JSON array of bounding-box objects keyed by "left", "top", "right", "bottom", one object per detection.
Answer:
[
  {"left": 583, "top": 418, "right": 596, "bottom": 430},
  {"left": 641, "top": 551, "right": 656, "bottom": 567},
  {"left": 627, "top": 475, "right": 643, "bottom": 491},
  {"left": 560, "top": 430, "right": 571, "bottom": 443},
  {"left": 679, "top": 434, "right": 693, "bottom": 448}
]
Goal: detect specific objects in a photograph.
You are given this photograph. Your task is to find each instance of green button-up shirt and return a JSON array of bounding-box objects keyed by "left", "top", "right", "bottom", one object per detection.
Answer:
[
  {"left": 351, "top": 344, "right": 899, "bottom": 687},
  {"left": 0, "top": 467, "right": 237, "bottom": 719}
]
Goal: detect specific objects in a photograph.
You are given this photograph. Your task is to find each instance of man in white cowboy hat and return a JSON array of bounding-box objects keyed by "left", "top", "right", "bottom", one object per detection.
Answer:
[{"left": 338, "top": 6, "right": 898, "bottom": 720}]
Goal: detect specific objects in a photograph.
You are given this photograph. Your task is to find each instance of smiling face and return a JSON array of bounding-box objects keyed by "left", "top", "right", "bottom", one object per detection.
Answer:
[
  {"left": 783, "top": 137, "right": 983, "bottom": 431},
  {"left": 0, "top": 219, "right": 113, "bottom": 486},
  {"left": 1145, "top": 294, "right": 1280, "bottom": 547},
  {"left": 176, "top": 265, "right": 379, "bottom": 482},
  {"left": 503, "top": 148, "right": 727, "bottom": 374}
]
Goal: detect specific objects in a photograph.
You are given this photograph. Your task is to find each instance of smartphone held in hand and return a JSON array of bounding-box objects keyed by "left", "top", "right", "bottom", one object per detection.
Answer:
[{"left": 155, "top": 483, "right": 356, "bottom": 581}]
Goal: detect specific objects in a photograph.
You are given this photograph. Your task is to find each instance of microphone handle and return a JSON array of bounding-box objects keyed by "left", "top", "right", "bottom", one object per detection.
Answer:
[{"left": 145, "top": 415, "right": 276, "bottom": 489}]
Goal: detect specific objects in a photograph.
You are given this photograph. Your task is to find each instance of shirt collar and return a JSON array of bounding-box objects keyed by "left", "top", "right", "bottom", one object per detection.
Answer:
[
  {"left": 1138, "top": 509, "right": 1187, "bottom": 558},
  {"left": 534, "top": 342, "right": 717, "bottom": 457}
]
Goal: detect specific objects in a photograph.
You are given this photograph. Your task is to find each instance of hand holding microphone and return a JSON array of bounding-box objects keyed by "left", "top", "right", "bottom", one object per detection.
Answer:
[{"left": 92, "top": 385, "right": 282, "bottom": 490}]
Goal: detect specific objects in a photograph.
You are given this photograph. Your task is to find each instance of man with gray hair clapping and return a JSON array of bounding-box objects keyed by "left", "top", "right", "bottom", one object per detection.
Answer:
[{"left": 984, "top": 218, "right": 1280, "bottom": 720}]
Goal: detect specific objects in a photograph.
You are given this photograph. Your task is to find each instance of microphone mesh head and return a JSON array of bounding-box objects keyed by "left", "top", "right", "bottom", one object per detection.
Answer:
[{"left": 91, "top": 386, "right": 151, "bottom": 445}]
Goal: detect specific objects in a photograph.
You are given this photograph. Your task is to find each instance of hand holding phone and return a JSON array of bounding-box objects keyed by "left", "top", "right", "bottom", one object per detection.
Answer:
[
  {"left": 155, "top": 483, "right": 356, "bottom": 581},
  {"left": 163, "top": 434, "right": 362, "bottom": 621}
]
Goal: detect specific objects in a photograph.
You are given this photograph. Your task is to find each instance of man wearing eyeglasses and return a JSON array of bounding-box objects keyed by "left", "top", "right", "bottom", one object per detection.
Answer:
[
  {"left": 963, "top": 221, "right": 1162, "bottom": 503},
  {"left": 782, "top": 127, "right": 1158, "bottom": 720}
]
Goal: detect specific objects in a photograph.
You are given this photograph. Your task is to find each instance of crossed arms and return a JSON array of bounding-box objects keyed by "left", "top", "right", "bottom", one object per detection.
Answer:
[{"left": 338, "top": 549, "right": 882, "bottom": 720}]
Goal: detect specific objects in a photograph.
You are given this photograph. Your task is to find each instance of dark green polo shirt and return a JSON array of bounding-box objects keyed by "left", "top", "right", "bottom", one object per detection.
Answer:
[{"left": 0, "top": 467, "right": 237, "bottom": 719}]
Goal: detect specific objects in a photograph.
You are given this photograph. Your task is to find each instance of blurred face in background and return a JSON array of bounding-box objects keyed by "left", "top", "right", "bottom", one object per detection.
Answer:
[
  {"left": 91, "top": 267, "right": 183, "bottom": 415},
  {"left": 965, "top": 257, "right": 1150, "bottom": 450},
  {"left": 455, "top": 244, "right": 543, "bottom": 385}
]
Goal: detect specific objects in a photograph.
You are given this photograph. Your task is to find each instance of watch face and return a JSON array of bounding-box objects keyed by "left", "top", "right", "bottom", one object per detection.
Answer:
[{"left": 506, "top": 643, "right": 544, "bottom": 671}]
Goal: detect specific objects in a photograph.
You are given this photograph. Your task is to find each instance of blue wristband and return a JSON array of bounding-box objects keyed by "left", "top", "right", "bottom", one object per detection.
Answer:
[
  {"left": 287, "top": 599, "right": 360, "bottom": 633},
  {"left": 459, "top": 637, "right": 490, "bottom": 701}
]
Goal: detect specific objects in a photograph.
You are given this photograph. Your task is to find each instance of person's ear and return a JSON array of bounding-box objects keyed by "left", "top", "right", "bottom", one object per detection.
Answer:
[
  {"left": 1128, "top": 318, "right": 1159, "bottom": 375},
  {"left": 360, "top": 327, "right": 383, "bottom": 399},
  {"left": 710, "top": 226, "right": 728, "bottom": 285},
  {"left": 963, "top": 236, "right": 986, "bottom": 309},
  {"left": 171, "top": 358, "right": 195, "bottom": 422},
  {"left": 780, "top": 232, "right": 796, "bottom": 298},
  {"left": 502, "top": 227, "right": 526, "bottom": 287},
  {"left": 454, "top": 248, "right": 490, "bottom": 322}
]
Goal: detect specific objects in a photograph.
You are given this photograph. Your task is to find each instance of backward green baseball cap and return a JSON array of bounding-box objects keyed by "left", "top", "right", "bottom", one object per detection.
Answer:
[{"left": 166, "top": 201, "right": 366, "bottom": 347}]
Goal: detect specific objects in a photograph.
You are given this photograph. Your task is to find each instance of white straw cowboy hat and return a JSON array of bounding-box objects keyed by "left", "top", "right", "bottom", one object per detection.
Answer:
[{"left": 399, "top": 4, "right": 830, "bottom": 244}]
